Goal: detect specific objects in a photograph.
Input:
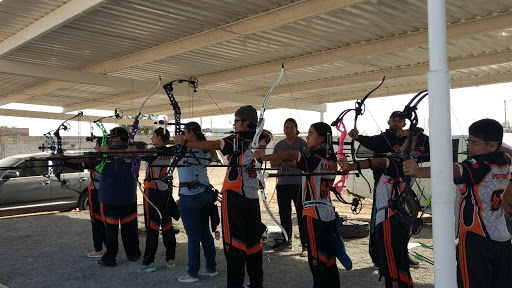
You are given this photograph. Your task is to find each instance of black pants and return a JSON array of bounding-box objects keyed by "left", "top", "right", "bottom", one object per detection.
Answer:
[
  {"left": 457, "top": 231, "right": 512, "bottom": 288},
  {"left": 89, "top": 187, "right": 105, "bottom": 252},
  {"left": 375, "top": 216, "right": 413, "bottom": 288},
  {"left": 142, "top": 187, "right": 176, "bottom": 265},
  {"left": 222, "top": 190, "right": 265, "bottom": 288},
  {"left": 303, "top": 215, "right": 340, "bottom": 288},
  {"left": 276, "top": 184, "right": 306, "bottom": 245},
  {"left": 100, "top": 202, "right": 140, "bottom": 265}
]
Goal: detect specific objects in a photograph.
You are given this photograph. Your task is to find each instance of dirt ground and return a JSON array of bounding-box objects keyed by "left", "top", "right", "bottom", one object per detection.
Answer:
[{"left": 0, "top": 168, "right": 434, "bottom": 288}]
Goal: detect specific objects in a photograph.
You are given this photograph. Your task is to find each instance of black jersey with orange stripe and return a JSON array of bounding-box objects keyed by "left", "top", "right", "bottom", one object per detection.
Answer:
[
  {"left": 454, "top": 151, "right": 511, "bottom": 242},
  {"left": 296, "top": 148, "right": 337, "bottom": 222},
  {"left": 218, "top": 131, "right": 271, "bottom": 199},
  {"left": 375, "top": 158, "right": 407, "bottom": 226},
  {"left": 144, "top": 146, "right": 174, "bottom": 191}
]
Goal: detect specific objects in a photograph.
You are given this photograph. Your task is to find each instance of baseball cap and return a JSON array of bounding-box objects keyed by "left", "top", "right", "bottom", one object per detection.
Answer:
[{"left": 389, "top": 111, "right": 405, "bottom": 120}]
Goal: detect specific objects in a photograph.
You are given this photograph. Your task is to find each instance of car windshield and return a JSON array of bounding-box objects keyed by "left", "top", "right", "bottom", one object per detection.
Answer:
[{"left": 0, "top": 156, "right": 23, "bottom": 170}]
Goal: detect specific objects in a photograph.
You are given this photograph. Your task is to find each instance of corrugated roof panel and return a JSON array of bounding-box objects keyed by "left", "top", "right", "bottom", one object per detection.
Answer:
[
  {"left": 3, "top": 0, "right": 301, "bottom": 70},
  {"left": 0, "top": 0, "right": 69, "bottom": 41},
  {"left": 0, "top": 74, "right": 49, "bottom": 97}
]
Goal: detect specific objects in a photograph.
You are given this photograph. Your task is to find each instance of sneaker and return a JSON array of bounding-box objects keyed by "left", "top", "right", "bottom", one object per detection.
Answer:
[
  {"left": 166, "top": 259, "right": 175, "bottom": 268},
  {"left": 178, "top": 274, "right": 199, "bottom": 283},
  {"left": 408, "top": 255, "right": 420, "bottom": 268},
  {"left": 201, "top": 270, "right": 219, "bottom": 276},
  {"left": 127, "top": 253, "right": 141, "bottom": 262},
  {"left": 138, "top": 263, "right": 156, "bottom": 272},
  {"left": 300, "top": 245, "right": 308, "bottom": 257},
  {"left": 245, "top": 282, "right": 265, "bottom": 288},
  {"left": 97, "top": 259, "right": 116, "bottom": 267},
  {"left": 87, "top": 248, "right": 107, "bottom": 258}
]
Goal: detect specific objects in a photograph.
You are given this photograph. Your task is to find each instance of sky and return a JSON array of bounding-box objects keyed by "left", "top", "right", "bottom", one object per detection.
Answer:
[{"left": 2, "top": 81, "right": 512, "bottom": 144}]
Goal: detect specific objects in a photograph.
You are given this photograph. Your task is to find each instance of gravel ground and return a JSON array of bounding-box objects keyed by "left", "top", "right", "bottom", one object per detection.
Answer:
[{"left": 0, "top": 168, "right": 435, "bottom": 288}]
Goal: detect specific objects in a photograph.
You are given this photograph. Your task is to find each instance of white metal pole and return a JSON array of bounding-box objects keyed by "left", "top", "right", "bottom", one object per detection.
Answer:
[{"left": 427, "top": 0, "right": 457, "bottom": 287}]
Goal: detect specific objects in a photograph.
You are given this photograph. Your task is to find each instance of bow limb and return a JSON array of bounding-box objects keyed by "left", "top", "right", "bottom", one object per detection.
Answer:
[
  {"left": 129, "top": 79, "right": 162, "bottom": 177},
  {"left": 163, "top": 77, "right": 198, "bottom": 180},
  {"left": 332, "top": 119, "right": 349, "bottom": 197},
  {"left": 400, "top": 90, "right": 428, "bottom": 189},
  {"left": 93, "top": 109, "right": 123, "bottom": 173},
  {"left": 251, "top": 64, "right": 289, "bottom": 242}
]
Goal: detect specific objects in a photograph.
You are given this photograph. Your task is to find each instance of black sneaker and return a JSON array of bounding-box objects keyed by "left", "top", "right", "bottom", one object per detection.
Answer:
[
  {"left": 300, "top": 245, "right": 308, "bottom": 257},
  {"left": 97, "top": 259, "right": 117, "bottom": 267},
  {"left": 408, "top": 255, "right": 420, "bottom": 268},
  {"left": 127, "top": 253, "right": 141, "bottom": 262}
]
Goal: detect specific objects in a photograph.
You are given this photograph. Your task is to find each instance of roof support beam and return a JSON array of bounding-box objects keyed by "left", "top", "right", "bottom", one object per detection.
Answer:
[
  {"left": 0, "top": 59, "right": 326, "bottom": 112},
  {"left": 0, "top": 0, "right": 362, "bottom": 105},
  {"left": 87, "top": 0, "right": 364, "bottom": 72},
  {"left": 243, "top": 50, "right": 512, "bottom": 98},
  {"left": 1, "top": 11, "right": 510, "bottom": 110},
  {"left": 0, "top": 0, "right": 106, "bottom": 55},
  {"left": 0, "top": 108, "right": 157, "bottom": 126},
  {"left": 0, "top": 59, "right": 160, "bottom": 93},
  {"left": 197, "top": 12, "right": 512, "bottom": 85}
]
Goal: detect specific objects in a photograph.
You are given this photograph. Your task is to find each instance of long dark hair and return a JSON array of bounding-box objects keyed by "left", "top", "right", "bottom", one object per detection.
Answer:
[
  {"left": 310, "top": 122, "right": 331, "bottom": 144},
  {"left": 154, "top": 127, "right": 170, "bottom": 142},
  {"left": 284, "top": 118, "right": 300, "bottom": 135},
  {"left": 310, "top": 122, "right": 333, "bottom": 154},
  {"left": 184, "top": 122, "right": 206, "bottom": 141}
]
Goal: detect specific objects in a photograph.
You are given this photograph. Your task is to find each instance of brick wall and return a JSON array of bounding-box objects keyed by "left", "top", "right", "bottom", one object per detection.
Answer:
[{"left": 0, "top": 128, "right": 150, "bottom": 159}]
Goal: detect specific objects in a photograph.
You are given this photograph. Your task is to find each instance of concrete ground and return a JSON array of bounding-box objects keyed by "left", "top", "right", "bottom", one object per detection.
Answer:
[{"left": 0, "top": 168, "right": 435, "bottom": 288}]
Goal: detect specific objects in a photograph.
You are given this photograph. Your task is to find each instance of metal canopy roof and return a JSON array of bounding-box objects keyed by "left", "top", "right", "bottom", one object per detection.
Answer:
[{"left": 0, "top": 0, "right": 511, "bottom": 121}]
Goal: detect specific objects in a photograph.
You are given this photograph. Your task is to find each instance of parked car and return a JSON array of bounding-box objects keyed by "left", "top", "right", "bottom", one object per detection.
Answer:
[
  {"left": 344, "top": 135, "right": 512, "bottom": 220},
  {"left": 0, "top": 152, "right": 90, "bottom": 217}
]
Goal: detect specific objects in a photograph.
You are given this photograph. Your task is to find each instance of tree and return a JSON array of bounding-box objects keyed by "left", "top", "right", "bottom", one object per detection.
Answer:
[
  {"left": 120, "top": 114, "right": 159, "bottom": 136},
  {"left": 503, "top": 121, "right": 512, "bottom": 133}
]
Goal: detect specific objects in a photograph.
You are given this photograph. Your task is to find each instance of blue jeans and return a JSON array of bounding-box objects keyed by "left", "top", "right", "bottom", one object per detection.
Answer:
[{"left": 179, "top": 192, "right": 217, "bottom": 277}]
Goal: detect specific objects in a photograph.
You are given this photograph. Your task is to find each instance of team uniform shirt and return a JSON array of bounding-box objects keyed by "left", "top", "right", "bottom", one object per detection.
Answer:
[
  {"left": 357, "top": 129, "right": 407, "bottom": 185},
  {"left": 218, "top": 131, "right": 270, "bottom": 199},
  {"left": 177, "top": 148, "right": 211, "bottom": 195},
  {"left": 273, "top": 137, "right": 307, "bottom": 185},
  {"left": 89, "top": 169, "right": 100, "bottom": 190},
  {"left": 454, "top": 152, "right": 511, "bottom": 242},
  {"left": 98, "top": 144, "right": 138, "bottom": 205},
  {"left": 296, "top": 148, "right": 337, "bottom": 222},
  {"left": 375, "top": 157, "right": 408, "bottom": 226},
  {"left": 144, "top": 146, "right": 173, "bottom": 191}
]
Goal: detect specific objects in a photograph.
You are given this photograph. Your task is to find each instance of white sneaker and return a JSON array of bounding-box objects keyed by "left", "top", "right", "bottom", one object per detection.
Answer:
[
  {"left": 87, "top": 248, "right": 107, "bottom": 258},
  {"left": 178, "top": 274, "right": 199, "bottom": 283},
  {"left": 201, "top": 270, "right": 219, "bottom": 276}
]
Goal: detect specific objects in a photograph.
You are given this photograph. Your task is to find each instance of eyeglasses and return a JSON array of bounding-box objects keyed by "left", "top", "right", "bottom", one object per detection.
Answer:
[
  {"left": 464, "top": 139, "right": 496, "bottom": 146},
  {"left": 233, "top": 119, "right": 243, "bottom": 123}
]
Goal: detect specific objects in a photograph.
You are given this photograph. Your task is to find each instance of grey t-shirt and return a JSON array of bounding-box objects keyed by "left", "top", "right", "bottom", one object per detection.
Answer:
[{"left": 273, "top": 137, "right": 307, "bottom": 185}]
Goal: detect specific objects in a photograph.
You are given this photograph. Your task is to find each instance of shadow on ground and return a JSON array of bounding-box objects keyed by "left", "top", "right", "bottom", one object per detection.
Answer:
[{"left": 0, "top": 207, "right": 434, "bottom": 288}]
